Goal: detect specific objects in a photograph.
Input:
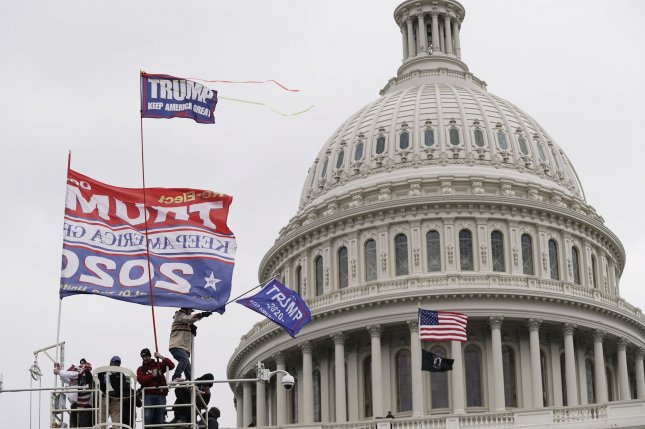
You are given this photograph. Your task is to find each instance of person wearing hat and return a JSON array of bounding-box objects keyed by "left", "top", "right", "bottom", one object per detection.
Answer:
[
  {"left": 136, "top": 348, "right": 175, "bottom": 427},
  {"left": 53, "top": 359, "right": 94, "bottom": 427},
  {"left": 168, "top": 307, "right": 211, "bottom": 382},
  {"left": 97, "top": 355, "right": 134, "bottom": 427}
]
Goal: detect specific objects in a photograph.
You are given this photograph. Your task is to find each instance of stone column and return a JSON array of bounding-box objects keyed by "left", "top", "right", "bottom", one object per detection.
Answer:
[
  {"left": 452, "top": 18, "right": 461, "bottom": 58},
  {"left": 444, "top": 15, "right": 453, "bottom": 55},
  {"left": 399, "top": 22, "right": 408, "bottom": 61},
  {"left": 562, "top": 323, "right": 579, "bottom": 406},
  {"left": 275, "top": 352, "right": 287, "bottom": 425},
  {"left": 301, "top": 341, "right": 314, "bottom": 423},
  {"left": 593, "top": 330, "right": 608, "bottom": 403},
  {"left": 489, "top": 316, "right": 506, "bottom": 411},
  {"left": 405, "top": 18, "right": 415, "bottom": 58},
  {"left": 256, "top": 379, "right": 267, "bottom": 427},
  {"left": 549, "top": 332, "right": 563, "bottom": 407},
  {"left": 243, "top": 381, "right": 253, "bottom": 427},
  {"left": 527, "top": 318, "right": 544, "bottom": 407},
  {"left": 617, "top": 338, "right": 631, "bottom": 400},
  {"left": 235, "top": 386, "right": 243, "bottom": 428},
  {"left": 635, "top": 348, "right": 645, "bottom": 400},
  {"left": 417, "top": 13, "right": 428, "bottom": 54},
  {"left": 368, "top": 325, "right": 384, "bottom": 418},
  {"left": 319, "top": 348, "right": 331, "bottom": 422},
  {"left": 408, "top": 320, "right": 424, "bottom": 416},
  {"left": 331, "top": 332, "right": 347, "bottom": 422},
  {"left": 346, "top": 341, "right": 359, "bottom": 421},
  {"left": 451, "top": 340, "right": 465, "bottom": 414},
  {"left": 576, "top": 339, "right": 588, "bottom": 405},
  {"left": 431, "top": 13, "right": 440, "bottom": 53}
]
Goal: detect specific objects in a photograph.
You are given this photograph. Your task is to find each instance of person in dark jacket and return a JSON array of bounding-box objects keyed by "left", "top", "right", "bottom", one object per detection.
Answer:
[
  {"left": 136, "top": 348, "right": 175, "bottom": 427},
  {"left": 170, "top": 373, "right": 214, "bottom": 423},
  {"left": 207, "top": 407, "right": 220, "bottom": 429},
  {"left": 97, "top": 356, "right": 134, "bottom": 427}
]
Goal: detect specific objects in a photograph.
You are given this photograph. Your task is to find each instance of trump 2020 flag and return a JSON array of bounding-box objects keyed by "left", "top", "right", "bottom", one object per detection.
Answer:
[
  {"left": 141, "top": 73, "right": 218, "bottom": 124},
  {"left": 421, "top": 349, "right": 454, "bottom": 372},
  {"left": 60, "top": 169, "right": 235, "bottom": 312},
  {"left": 236, "top": 279, "right": 311, "bottom": 337}
]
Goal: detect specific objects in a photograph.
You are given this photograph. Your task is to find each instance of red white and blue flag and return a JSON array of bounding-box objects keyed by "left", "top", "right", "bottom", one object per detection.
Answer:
[
  {"left": 237, "top": 279, "right": 311, "bottom": 337},
  {"left": 60, "top": 169, "right": 235, "bottom": 312},
  {"left": 141, "top": 73, "right": 218, "bottom": 124},
  {"left": 418, "top": 309, "right": 468, "bottom": 342}
]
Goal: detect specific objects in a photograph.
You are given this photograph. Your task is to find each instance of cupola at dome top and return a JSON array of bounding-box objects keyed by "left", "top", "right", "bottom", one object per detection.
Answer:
[{"left": 394, "top": 0, "right": 468, "bottom": 75}]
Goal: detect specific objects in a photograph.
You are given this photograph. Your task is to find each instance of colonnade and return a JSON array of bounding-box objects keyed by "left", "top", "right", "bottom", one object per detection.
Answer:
[
  {"left": 399, "top": 10, "right": 461, "bottom": 59},
  {"left": 234, "top": 317, "right": 645, "bottom": 427}
]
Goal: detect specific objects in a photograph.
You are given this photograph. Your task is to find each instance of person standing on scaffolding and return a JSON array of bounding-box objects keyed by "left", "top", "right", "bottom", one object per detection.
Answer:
[
  {"left": 168, "top": 307, "right": 211, "bottom": 382},
  {"left": 137, "top": 348, "right": 175, "bottom": 427}
]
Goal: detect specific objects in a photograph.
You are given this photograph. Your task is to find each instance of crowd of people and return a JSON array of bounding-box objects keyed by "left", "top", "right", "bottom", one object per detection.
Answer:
[{"left": 53, "top": 308, "right": 220, "bottom": 428}]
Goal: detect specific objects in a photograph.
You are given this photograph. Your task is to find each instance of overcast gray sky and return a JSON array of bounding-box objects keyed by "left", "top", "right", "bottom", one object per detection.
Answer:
[{"left": 1, "top": 1, "right": 644, "bottom": 427}]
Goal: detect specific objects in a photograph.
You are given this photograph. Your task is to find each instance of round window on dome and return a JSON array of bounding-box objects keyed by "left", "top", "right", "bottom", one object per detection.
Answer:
[
  {"left": 354, "top": 142, "right": 364, "bottom": 161},
  {"left": 424, "top": 129, "right": 435, "bottom": 147},
  {"left": 399, "top": 131, "right": 410, "bottom": 150},
  {"left": 474, "top": 128, "right": 485, "bottom": 147},
  {"left": 497, "top": 132, "right": 508, "bottom": 150},
  {"left": 449, "top": 128, "right": 460, "bottom": 146},
  {"left": 376, "top": 136, "right": 386, "bottom": 154}
]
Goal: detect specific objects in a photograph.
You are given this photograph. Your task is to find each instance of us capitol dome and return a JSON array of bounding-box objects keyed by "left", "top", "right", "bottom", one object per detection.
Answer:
[{"left": 227, "top": 1, "right": 645, "bottom": 427}]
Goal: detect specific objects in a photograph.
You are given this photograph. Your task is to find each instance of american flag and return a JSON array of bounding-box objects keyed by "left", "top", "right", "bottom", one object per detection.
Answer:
[{"left": 418, "top": 309, "right": 468, "bottom": 342}]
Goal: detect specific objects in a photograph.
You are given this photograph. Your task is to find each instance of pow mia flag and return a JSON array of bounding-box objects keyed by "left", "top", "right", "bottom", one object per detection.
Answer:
[{"left": 421, "top": 349, "right": 454, "bottom": 372}]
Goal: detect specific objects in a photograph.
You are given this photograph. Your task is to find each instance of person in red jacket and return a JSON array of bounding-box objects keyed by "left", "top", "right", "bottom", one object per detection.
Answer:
[{"left": 136, "top": 348, "right": 175, "bottom": 427}]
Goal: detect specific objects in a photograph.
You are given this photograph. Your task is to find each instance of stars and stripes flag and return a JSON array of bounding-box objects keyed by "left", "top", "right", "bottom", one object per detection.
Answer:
[{"left": 418, "top": 309, "right": 468, "bottom": 342}]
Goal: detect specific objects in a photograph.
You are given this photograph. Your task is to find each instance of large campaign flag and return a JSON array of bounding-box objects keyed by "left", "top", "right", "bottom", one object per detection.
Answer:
[
  {"left": 60, "top": 169, "right": 235, "bottom": 312},
  {"left": 236, "top": 279, "right": 311, "bottom": 337},
  {"left": 141, "top": 73, "right": 218, "bottom": 124},
  {"left": 418, "top": 309, "right": 468, "bottom": 342}
]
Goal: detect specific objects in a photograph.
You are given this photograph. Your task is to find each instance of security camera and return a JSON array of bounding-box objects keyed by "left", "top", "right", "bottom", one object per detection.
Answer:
[{"left": 281, "top": 374, "right": 295, "bottom": 390}]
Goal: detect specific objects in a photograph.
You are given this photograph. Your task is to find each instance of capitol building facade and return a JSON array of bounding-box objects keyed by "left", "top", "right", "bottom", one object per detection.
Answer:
[{"left": 227, "top": 1, "right": 645, "bottom": 428}]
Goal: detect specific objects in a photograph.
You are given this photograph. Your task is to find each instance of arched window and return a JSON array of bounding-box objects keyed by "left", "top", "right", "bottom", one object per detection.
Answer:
[
  {"left": 571, "top": 246, "right": 581, "bottom": 285},
  {"left": 426, "top": 230, "right": 441, "bottom": 272},
  {"left": 464, "top": 345, "right": 483, "bottom": 407},
  {"left": 313, "top": 369, "right": 322, "bottom": 421},
  {"left": 449, "top": 128, "right": 460, "bottom": 146},
  {"left": 321, "top": 158, "right": 329, "bottom": 178},
  {"left": 521, "top": 234, "right": 534, "bottom": 275},
  {"left": 491, "top": 230, "right": 505, "bottom": 272},
  {"left": 585, "top": 359, "right": 595, "bottom": 403},
  {"left": 497, "top": 132, "right": 509, "bottom": 150},
  {"left": 365, "top": 239, "right": 377, "bottom": 282},
  {"left": 376, "top": 136, "right": 386, "bottom": 154},
  {"left": 591, "top": 254, "right": 598, "bottom": 288},
  {"left": 474, "top": 128, "right": 485, "bottom": 147},
  {"left": 518, "top": 135, "right": 529, "bottom": 155},
  {"left": 399, "top": 131, "right": 410, "bottom": 150},
  {"left": 549, "top": 239, "right": 560, "bottom": 280},
  {"left": 338, "top": 247, "right": 348, "bottom": 289},
  {"left": 363, "top": 356, "right": 372, "bottom": 418},
  {"left": 354, "top": 142, "right": 364, "bottom": 161},
  {"left": 396, "top": 350, "right": 412, "bottom": 412},
  {"left": 315, "top": 255, "right": 324, "bottom": 296},
  {"left": 502, "top": 345, "right": 517, "bottom": 407},
  {"left": 459, "top": 229, "right": 474, "bottom": 271},
  {"left": 336, "top": 149, "right": 345, "bottom": 169},
  {"left": 430, "top": 346, "right": 449, "bottom": 408},
  {"left": 295, "top": 265, "right": 302, "bottom": 296},
  {"left": 424, "top": 129, "right": 435, "bottom": 147},
  {"left": 395, "top": 233, "right": 409, "bottom": 276}
]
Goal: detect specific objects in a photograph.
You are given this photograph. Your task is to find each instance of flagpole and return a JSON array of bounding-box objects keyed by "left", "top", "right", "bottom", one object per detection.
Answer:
[{"left": 139, "top": 71, "right": 160, "bottom": 353}]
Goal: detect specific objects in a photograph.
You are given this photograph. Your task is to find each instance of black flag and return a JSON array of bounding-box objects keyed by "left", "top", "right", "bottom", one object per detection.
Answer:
[{"left": 421, "top": 349, "right": 454, "bottom": 372}]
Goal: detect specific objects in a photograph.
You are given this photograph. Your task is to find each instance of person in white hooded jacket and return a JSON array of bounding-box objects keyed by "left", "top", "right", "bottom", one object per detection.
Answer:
[{"left": 54, "top": 359, "right": 94, "bottom": 427}]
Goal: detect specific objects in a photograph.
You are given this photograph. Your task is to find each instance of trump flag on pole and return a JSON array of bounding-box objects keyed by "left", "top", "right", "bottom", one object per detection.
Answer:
[
  {"left": 60, "top": 169, "right": 236, "bottom": 312},
  {"left": 236, "top": 279, "right": 311, "bottom": 337},
  {"left": 141, "top": 73, "right": 218, "bottom": 124}
]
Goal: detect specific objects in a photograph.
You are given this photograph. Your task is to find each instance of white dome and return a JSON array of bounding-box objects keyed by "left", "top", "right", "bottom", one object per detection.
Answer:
[{"left": 299, "top": 63, "right": 584, "bottom": 214}]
